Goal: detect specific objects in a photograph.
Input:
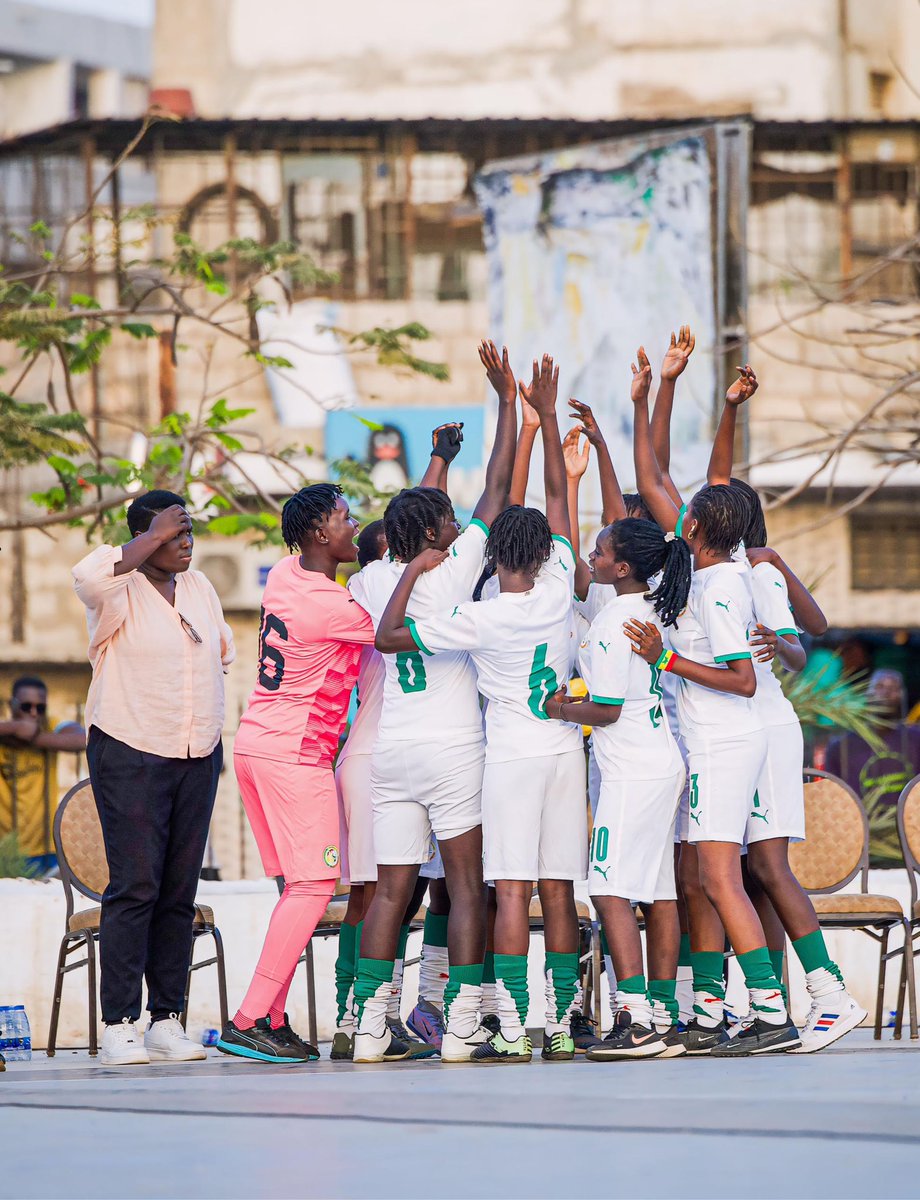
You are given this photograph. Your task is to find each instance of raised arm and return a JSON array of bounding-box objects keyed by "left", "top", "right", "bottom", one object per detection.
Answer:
[
  {"left": 747, "top": 546, "right": 828, "bottom": 637},
  {"left": 374, "top": 548, "right": 448, "bottom": 653},
  {"left": 33, "top": 723, "right": 87, "bottom": 752},
  {"left": 561, "top": 427, "right": 592, "bottom": 599},
  {"left": 568, "top": 399, "right": 626, "bottom": 524},
  {"left": 508, "top": 394, "right": 540, "bottom": 506},
  {"left": 474, "top": 340, "right": 519, "bottom": 527},
  {"left": 631, "top": 347, "right": 682, "bottom": 532},
  {"left": 114, "top": 505, "right": 192, "bottom": 577},
  {"left": 519, "top": 355, "right": 568, "bottom": 539},
  {"left": 707, "top": 365, "right": 758, "bottom": 485},
  {"left": 419, "top": 422, "right": 464, "bottom": 490},
  {"left": 651, "top": 326, "right": 695, "bottom": 508}
]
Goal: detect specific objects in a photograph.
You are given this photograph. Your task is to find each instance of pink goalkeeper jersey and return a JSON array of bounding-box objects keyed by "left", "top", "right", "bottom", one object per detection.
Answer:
[{"left": 234, "top": 556, "right": 375, "bottom": 767}]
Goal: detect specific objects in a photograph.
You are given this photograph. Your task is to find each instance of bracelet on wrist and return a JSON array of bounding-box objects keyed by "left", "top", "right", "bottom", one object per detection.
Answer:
[{"left": 655, "top": 647, "right": 678, "bottom": 673}]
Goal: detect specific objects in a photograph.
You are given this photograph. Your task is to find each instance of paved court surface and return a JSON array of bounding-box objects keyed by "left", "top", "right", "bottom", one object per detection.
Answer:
[{"left": 2, "top": 1031, "right": 918, "bottom": 1200}]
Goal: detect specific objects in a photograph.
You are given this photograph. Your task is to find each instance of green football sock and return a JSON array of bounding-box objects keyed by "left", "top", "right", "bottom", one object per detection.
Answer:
[
  {"left": 737, "top": 946, "right": 780, "bottom": 992},
  {"left": 354, "top": 919, "right": 363, "bottom": 966},
  {"left": 482, "top": 949, "right": 496, "bottom": 985},
  {"left": 678, "top": 934, "right": 693, "bottom": 969},
  {"left": 792, "top": 929, "right": 835, "bottom": 975},
  {"left": 334, "top": 921, "right": 357, "bottom": 1024},
  {"left": 616, "top": 973, "right": 646, "bottom": 995},
  {"left": 353, "top": 957, "right": 393, "bottom": 1026},
  {"left": 396, "top": 923, "right": 411, "bottom": 962},
  {"left": 690, "top": 951, "right": 726, "bottom": 999},
  {"left": 443, "top": 962, "right": 483, "bottom": 1034},
  {"left": 649, "top": 978, "right": 679, "bottom": 1025},
  {"left": 544, "top": 951, "right": 579, "bottom": 1034},
  {"left": 423, "top": 910, "right": 449, "bottom": 947},
  {"left": 494, "top": 953, "right": 529, "bottom": 1038},
  {"left": 769, "top": 949, "right": 788, "bottom": 1005}
]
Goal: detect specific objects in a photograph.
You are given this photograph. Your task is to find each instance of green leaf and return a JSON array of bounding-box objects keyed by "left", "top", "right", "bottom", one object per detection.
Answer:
[
  {"left": 247, "top": 351, "right": 293, "bottom": 369},
  {"left": 29, "top": 220, "right": 51, "bottom": 239},
  {"left": 70, "top": 293, "right": 101, "bottom": 310},
  {"left": 213, "top": 431, "right": 244, "bottom": 454},
  {"left": 205, "top": 512, "right": 280, "bottom": 536},
  {"left": 205, "top": 278, "right": 229, "bottom": 296},
  {"left": 355, "top": 415, "right": 384, "bottom": 432},
  {"left": 46, "top": 454, "right": 78, "bottom": 475},
  {"left": 206, "top": 398, "right": 255, "bottom": 427},
  {"left": 120, "top": 322, "right": 158, "bottom": 339}
]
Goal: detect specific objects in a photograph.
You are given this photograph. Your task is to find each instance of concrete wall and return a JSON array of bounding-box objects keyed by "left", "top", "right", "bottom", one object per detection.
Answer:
[{"left": 153, "top": 0, "right": 920, "bottom": 122}]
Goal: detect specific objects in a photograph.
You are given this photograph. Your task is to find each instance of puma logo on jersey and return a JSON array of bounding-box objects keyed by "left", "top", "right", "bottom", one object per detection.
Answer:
[
  {"left": 690, "top": 810, "right": 701, "bottom": 825},
  {"left": 774, "top": 581, "right": 783, "bottom": 589},
  {"left": 558, "top": 558, "right": 569, "bottom": 571},
  {"left": 593, "top": 864, "right": 611, "bottom": 880},
  {"left": 715, "top": 600, "right": 731, "bottom": 612},
  {"left": 450, "top": 606, "right": 460, "bottom": 618},
  {"left": 598, "top": 640, "right": 610, "bottom": 654},
  {"left": 750, "top": 808, "right": 770, "bottom": 822}
]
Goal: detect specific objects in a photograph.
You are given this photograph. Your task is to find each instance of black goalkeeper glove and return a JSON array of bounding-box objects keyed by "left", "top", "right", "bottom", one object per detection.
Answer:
[{"left": 431, "top": 422, "right": 464, "bottom": 464}]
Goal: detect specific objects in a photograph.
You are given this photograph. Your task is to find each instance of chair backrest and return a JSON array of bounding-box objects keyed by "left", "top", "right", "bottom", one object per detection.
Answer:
[
  {"left": 788, "top": 768, "right": 869, "bottom": 894},
  {"left": 897, "top": 772, "right": 920, "bottom": 907},
  {"left": 53, "top": 778, "right": 109, "bottom": 920}
]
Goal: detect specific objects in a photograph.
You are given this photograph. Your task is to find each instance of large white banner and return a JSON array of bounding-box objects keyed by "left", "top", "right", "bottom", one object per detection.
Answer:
[{"left": 475, "top": 133, "right": 717, "bottom": 523}]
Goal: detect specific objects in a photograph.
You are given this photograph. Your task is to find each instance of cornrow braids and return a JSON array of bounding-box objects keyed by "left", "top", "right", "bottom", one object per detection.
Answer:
[
  {"left": 384, "top": 487, "right": 455, "bottom": 562},
  {"left": 729, "top": 476, "right": 768, "bottom": 549},
  {"left": 622, "top": 492, "right": 654, "bottom": 523},
  {"left": 356, "top": 519, "right": 386, "bottom": 567},
  {"left": 281, "top": 483, "right": 343, "bottom": 553},
  {"left": 485, "top": 505, "right": 552, "bottom": 577},
  {"left": 606, "top": 518, "right": 692, "bottom": 627},
  {"left": 688, "top": 483, "right": 750, "bottom": 558}
]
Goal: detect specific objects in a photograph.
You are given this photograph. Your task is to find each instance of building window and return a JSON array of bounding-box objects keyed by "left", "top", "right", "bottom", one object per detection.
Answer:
[{"left": 850, "top": 510, "right": 920, "bottom": 591}]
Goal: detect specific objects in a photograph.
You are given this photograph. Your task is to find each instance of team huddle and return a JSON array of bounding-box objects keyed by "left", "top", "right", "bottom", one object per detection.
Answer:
[{"left": 217, "top": 329, "right": 867, "bottom": 1066}]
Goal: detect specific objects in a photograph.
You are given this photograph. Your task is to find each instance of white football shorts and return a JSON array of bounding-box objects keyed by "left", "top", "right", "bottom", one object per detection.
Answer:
[
  {"left": 590, "top": 769, "right": 684, "bottom": 903},
  {"left": 372, "top": 738, "right": 484, "bottom": 866},
  {"left": 745, "top": 720, "right": 806, "bottom": 845},
  {"left": 482, "top": 748, "right": 588, "bottom": 882},
  {"left": 335, "top": 753, "right": 376, "bottom": 884},
  {"left": 682, "top": 729, "right": 768, "bottom": 845}
]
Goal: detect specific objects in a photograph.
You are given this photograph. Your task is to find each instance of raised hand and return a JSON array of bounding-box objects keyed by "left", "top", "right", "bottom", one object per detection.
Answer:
[
  {"left": 661, "top": 325, "right": 696, "bottom": 381},
  {"left": 562, "top": 426, "right": 590, "bottom": 481},
  {"left": 518, "top": 354, "right": 559, "bottom": 417},
  {"left": 431, "top": 421, "right": 464, "bottom": 464},
  {"left": 148, "top": 504, "right": 192, "bottom": 544},
  {"left": 568, "top": 398, "right": 605, "bottom": 447},
  {"left": 8, "top": 716, "right": 39, "bottom": 742},
  {"left": 520, "top": 391, "right": 541, "bottom": 430},
  {"left": 478, "top": 340, "right": 517, "bottom": 405},
  {"left": 630, "top": 347, "right": 652, "bottom": 405},
  {"left": 624, "top": 618, "right": 663, "bottom": 664},
  {"left": 726, "top": 364, "right": 758, "bottom": 406},
  {"left": 410, "top": 548, "right": 449, "bottom": 574}
]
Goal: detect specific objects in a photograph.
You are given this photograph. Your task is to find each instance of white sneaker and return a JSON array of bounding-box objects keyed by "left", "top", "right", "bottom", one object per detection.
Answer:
[
  {"left": 144, "top": 1014, "right": 207, "bottom": 1062},
  {"left": 792, "top": 985, "right": 867, "bottom": 1054},
  {"left": 440, "top": 1025, "right": 491, "bottom": 1063},
  {"left": 352, "top": 1028, "right": 412, "bottom": 1063},
  {"left": 100, "top": 1018, "right": 150, "bottom": 1066}
]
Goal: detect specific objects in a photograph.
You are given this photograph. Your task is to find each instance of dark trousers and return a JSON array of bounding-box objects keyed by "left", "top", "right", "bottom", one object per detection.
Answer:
[{"left": 86, "top": 727, "right": 222, "bottom": 1024}]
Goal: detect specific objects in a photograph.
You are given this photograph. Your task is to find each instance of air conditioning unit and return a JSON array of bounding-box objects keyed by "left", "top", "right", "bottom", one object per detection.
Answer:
[{"left": 195, "top": 545, "right": 285, "bottom": 611}]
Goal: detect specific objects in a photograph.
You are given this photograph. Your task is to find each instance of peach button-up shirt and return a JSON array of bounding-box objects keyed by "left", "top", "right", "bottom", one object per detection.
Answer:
[{"left": 73, "top": 544, "right": 235, "bottom": 759}]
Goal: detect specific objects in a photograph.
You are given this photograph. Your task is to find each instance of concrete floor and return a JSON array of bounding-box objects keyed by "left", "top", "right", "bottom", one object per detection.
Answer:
[{"left": 2, "top": 1032, "right": 918, "bottom": 1200}]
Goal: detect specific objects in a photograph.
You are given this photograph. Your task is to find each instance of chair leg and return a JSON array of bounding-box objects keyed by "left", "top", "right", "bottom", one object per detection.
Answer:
[
  {"left": 592, "top": 920, "right": 603, "bottom": 1030},
  {"left": 905, "top": 922, "right": 919, "bottom": 1041},
  {"left": 873, "top": 925, "right": 890, "bottom": 1040},
  {"left": 182, "top": 938, "right": 195, "bottom": 1030},
  {"left": 306, "top": 940, "right": 318, "bottom": 1047},
  {"left": 894, "top": 948, "right": 907, "bottom": 1040},
  {"left": 46, "top": 935, "right": 71, "bottom": 1058},
  {"left": 86, "top": 933, "right": 99, "bottom": 1057},
  {"left": 212, "top": 926, "right": 229, "bottom": 1030}
]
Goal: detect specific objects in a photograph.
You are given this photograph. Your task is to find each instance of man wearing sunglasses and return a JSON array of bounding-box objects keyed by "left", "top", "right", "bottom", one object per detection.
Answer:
[
  {"left": 0, "top": 676, "right": 86, "bottom": 875},
  {"left": 73, "top": 490, "right": 235, "bottom": 1067}
]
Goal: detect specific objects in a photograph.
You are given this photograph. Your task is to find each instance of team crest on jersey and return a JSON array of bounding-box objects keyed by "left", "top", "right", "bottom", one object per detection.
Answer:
[{"left": 323, "top": 845, "right": 340, "bottom": 868}]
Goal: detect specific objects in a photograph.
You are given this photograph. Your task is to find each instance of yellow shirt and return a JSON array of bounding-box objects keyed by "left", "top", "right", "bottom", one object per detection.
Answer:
[{"left": 0, "top": 719, "right": 62, "bottom": 858}]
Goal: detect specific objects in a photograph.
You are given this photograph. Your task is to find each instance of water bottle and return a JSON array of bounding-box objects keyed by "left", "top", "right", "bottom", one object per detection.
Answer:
[{"left": 0, "top": 1005, "right": 32, "bottom": 1061}]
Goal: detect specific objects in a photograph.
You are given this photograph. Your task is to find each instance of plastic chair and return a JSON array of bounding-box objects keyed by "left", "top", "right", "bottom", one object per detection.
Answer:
[
  {"left": 788, "top": 768, "right": 908, "bottom": 1039},
  {"left": 894, "top": 773, "right": 920, "bottom": 1039},
  {"left": 47, "top": 778, "right": 228, "bottom": 1056}
]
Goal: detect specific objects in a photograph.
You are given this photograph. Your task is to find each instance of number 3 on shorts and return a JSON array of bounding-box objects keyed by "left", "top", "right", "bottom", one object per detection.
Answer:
[{"left": 396, "top": 650, "right": 427, "bottom": 693}]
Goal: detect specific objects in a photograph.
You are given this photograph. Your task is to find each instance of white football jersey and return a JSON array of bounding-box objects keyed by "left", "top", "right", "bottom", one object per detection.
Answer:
[
  {"left": 413, "top": 536, "right": 583, "bottom": 763},
  {"left": 357, "top": 521, "right": 487, "bottom": 746},
  {"left": 579, "top": 591, "right": 683, "bottom": 782},
  {"left": 748, "top": 560, "right": 799, "bottom": 728},
  {"left": 338, "top": 568, "right": 386, "bottom": 761},
  {"left": 667, "top": 560, "right": 763, "bottom": 741}
]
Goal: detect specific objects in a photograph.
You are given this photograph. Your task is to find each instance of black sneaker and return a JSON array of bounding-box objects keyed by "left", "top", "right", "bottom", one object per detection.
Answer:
[
  {"left": 586, "top": 1022, "right": 666, "bottom": 1061},
  {"left": 656, "top": 1024, "right": 688, "bottom": 1058},
  {"left": 273, "top": 1013, "right": 320, "bottom": 1061},
  {"left": 681, "top": 1017, "right": 731, "bottom": 1056},
  {"left": 387, "top": 1016, "right": 438, "bottom": 1059},
  {"left": 710, "top": 1016, "right": 801, "bottom": 1057},
  {"left": 570, "top": 1009, "right": 604, "bottom": 1053},
  {"left": 216, "top": 1016, "right": 309, "bottom": 1062},
  {"left": 330, "top": 1031, "right": 354, "bottom": 1060},
  {"left": 481, "top": 1013, "right": 501, "bottom": 1037}
]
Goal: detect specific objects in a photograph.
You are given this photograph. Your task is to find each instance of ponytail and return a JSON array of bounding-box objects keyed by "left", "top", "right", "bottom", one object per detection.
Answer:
[{"left": 606, "top": 518, "right": 692, "bottom": 628}]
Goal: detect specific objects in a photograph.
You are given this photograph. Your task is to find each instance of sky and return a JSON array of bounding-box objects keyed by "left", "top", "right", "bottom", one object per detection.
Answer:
[{"left": 23, "top": 0, "right": 153, "bottom": 24}]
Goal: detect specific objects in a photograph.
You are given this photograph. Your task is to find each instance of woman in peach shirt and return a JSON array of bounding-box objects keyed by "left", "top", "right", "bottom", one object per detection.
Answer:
[{"left": 73, "top": 490, "right": 234, "bottom": 1067}]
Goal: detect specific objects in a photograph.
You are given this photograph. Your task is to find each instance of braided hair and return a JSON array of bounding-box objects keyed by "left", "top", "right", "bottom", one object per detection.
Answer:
[
  {"left": 356, "top": 519, "right": 386, "bottom": 567},
  {"left": 729, "top": 476, "right": 768, "bottom": 549},
  {"left": 622, "top": 492, "right": 654, "bottom": 523},
  {"left": 688, "top": 483, "right": 750, "bottom": 558},
  {"left": 126, "top": 489, "right": 186, "bottom": 536},
  {"left": 605, "top": 518, "right": 691, "bottom": 627},
  {"left": 281, "top": 483, "right": 343, "bottom": 553},
  {"left": 384, "top": 487, "right": 455, "bottom": 562},
  {"left": 485, "top": 505, "right": 552, "bottom": 576}
]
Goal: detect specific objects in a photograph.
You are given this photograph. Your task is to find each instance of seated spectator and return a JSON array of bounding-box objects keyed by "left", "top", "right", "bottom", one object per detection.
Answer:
[
  {"left": 825, "top": 669, "right": 920, "bottom": 866},
  {"left": 0, "top": 676, "right": 86, "bottom": 875}
]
